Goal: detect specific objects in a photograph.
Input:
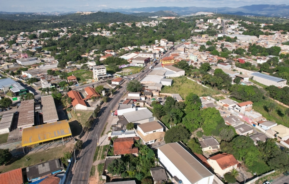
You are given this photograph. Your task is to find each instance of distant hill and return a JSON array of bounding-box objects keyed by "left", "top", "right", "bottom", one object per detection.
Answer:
[{"left": 131, "top": 10, "right": 178, "bottom": 17}]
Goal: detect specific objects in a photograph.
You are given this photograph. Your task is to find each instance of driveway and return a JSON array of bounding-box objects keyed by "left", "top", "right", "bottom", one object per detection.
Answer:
[{"left": 272, "top": 175, "right": 289, "bottom": 184}]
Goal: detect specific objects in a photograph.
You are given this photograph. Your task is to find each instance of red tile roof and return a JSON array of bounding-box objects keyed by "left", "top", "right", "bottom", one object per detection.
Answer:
[
  {"left": 123, "top": 99, "right": 131, "bottom": 104},
  {"left": 40, "top": 175, "right": 60, "bottom": 184},
  {"left": 113, "top": 137, "right": 139, "bottom": 155},
  {"left": 161, "top": 56, "right": 175, "bottom": 61},
  {"left": 67, "top": 90, "right": 86, "bottom": 107},
  {"left": 112, "top": 77, "right": 123, "bottom": 82},
  {"left": 238, "top": 101, "right": 253, "bottom": 107},
  {"left": 0, "top": 168, "right": 23, "bottom": 184},
  {"left": 194, "top": 153, "right": 212, "bottom": 169},
  {"left": 84, "top": 87, "right": 100, "bottom": 100},
  {"left": 210, "top": 153, "right": 238, "bottom": 170},
  {"left": 67, "top": 76, "right": 77, "bottom": 80},
  {"left": 238, "top": 58, "right": 245, "bottom": 64}
]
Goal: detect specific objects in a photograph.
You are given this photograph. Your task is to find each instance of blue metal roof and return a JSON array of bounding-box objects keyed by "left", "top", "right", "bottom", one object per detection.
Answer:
[{"left": 252, "top": 72, "right": 285, "bottom": 82}]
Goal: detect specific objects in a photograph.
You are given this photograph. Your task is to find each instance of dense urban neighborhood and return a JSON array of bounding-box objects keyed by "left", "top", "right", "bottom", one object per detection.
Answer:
[{"left": 1, "top": 10, "right": 289, "bottom": 184}]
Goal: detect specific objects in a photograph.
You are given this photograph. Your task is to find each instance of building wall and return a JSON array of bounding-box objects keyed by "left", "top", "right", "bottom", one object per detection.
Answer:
[
  {"left": 161, "top": 81, "right": 172, "bottom": 86},
  {"left": 259, "top": 124, "right": 277, "bottom": 131},
  {"left": 0, "top": 128, "right": 9, "bottom": 135},
  {"left": 158, "top": 149, "right": 214, "bottom": 184},
  {"left": 202, "top": 145, "right": 220, "bottom": 152},
  {"left": 207, "top": 159, "right": 237, "bottom": 177},
  {"left": 236, "top": 129, "right": 254, "bottom": 136},
  {"left": 137, "top": 126, "right": 163, "bottom": 136},
  {"left": 252, "top": 76, "right": 287, "bottom": 88}
]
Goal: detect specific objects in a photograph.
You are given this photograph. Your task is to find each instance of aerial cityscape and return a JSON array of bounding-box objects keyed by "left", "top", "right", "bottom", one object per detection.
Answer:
[{"left": 1, "top": 1, "right": 289, "bottom": 184}]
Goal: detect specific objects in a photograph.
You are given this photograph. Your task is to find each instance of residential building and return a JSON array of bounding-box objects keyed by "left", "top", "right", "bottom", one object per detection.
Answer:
[
  {"left": 251, "top": 72, "right": 287, "bottom": 88},
  {"left": 199, "top": 136, "right": 220, "bottom": 152},
  {"left": 217, "top": 63, "right": 231, "bottom": 70},
  {"left": 111, "top": 77, "right": 124, "bottom": 85},
  {"left": 113, "top": 137, "right": 139, "bottom": 155},
  {"left": 67, "top": 75, "right": 77, "bottom": 83},
  {"left": 217, "top": 98, "right": 237, "bottom": 110},
  {"left": 67, "top": 90, "right": 87, "bottom": 109},
  {"left": 26, "top": 159, "right": 63, "bottom": 182},
  {"left": 158, "top": 143, "right": 215, "bottom": 184},
  {"left": 0, "top": 78, "right": 26, "bottom": 95},
  {"left": 131, "top": 57, "right": 149, "bottom": 67},
  {"left": 250, "top": 133, "right": 268, "bottom": 145},
  {"left": 93, "top": 65, "right": 107, "bottom": 80},
  {"left": 258, "top": 121, "right": 277, "bottom": 131},
  {"left": 271, "top": 125, "right": 289, "bottom": 141},
  {"left": 244, "top": 110, "right": 263, "bottom": 122},
  {"left": 207, "top": 153, "right": 238, "bottom": 177},
  {"left": 40, "top": 78, "right": 51, "bottom": 89},
  {"left": 0, "top": 113, "right": 14, "bottom": 135},
  {"left": 138, "top": 52, "right": 155, "bottom": 59},
  {"left": 0, "top": 168, "right": 23, "bottom": 184},
  {"left": 18, "top": 99, "right": 35, "bottom": 129},
  {"left": 223, "top": 116, "right": 244, "bottom": 127},
  {"left": 150, "top": 167, "right": 168, "bottom": 184},
  {"left": 160, "top": 56, "right": 175, "bottom": 66},
  {"left": 136, "top": 121, "right": 165, "bottom": 144},
  {"left": 234, "top": 101, "right": 253, "bottom": 114},
  {"left": 100, "top": 54, "right": 112, "bottom": 61},
  {"left": 41, "top": 95, "right": 59, "bottom": 124},
  {"left": 84, "top": 87, "right": 100, "bottom": 100},
  {"left": 127, "top": 92, "right": 141, "bottom": 99},
  {"left": 235, "top": 124, "right": 254, "bottom": 135},
  {"left": 123, "top": 108, "right": 155, "bottom": 124}
]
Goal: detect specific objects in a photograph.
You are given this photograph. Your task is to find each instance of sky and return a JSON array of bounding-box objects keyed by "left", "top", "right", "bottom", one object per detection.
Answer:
[{"left": 0, "top": 0, "right": 289, "bottom": 12}]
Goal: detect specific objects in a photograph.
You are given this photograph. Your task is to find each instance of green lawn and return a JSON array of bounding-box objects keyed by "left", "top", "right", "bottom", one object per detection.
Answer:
[
  {"left": 119, "top": 67, "right": 143, "bottom": 76},
  {"left": 0, "top": 133, "right": 8, "bottom": 144},
  {"left": 70, "top": 110, "right": 93, "bottom": 126},
  {"left": 161, "top": 77, "right": 219, "bottom": 99},
  {"left": 0, "top": 146, "right": 72, "bottom": 173},
  {"left": 254, "top": 98, "right": 289, "bottom": 127},
  {"left": 68, "top": 69, "right": 93, "bottom": 83}
]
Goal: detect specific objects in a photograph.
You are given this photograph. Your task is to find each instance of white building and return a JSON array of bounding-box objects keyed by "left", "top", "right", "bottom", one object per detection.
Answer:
[
  {"left": 158, "top": 143, "right": 215, "bottom": 184},
  {"left": 0, "top": 113, "right": 14, "bottom": 135},
  {"left": 93, "top": 65, "right": 107, "bottom": 79},
  {"left": 136, "top": 121, "right": 165, "bottom": 144},
  {"left": 16, "top": 57, "right": 40, "bottom": 66},
  {"left": 258, "top": 121, "right": 277, "bottom": 131},
  {"left": 251, "top": 72, "right": 287, "bottom": 88},
  {"left": 160, "top": 79, "right": 172, "bottom": 86}
]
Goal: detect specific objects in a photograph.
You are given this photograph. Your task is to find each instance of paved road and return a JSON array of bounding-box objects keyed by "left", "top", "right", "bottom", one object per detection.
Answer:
[
  {"left": 222, "top": 20, "right": 226, "bottom": 34},
  {"left": 272, "top": 175, "right": 289, "bottom": 184}
]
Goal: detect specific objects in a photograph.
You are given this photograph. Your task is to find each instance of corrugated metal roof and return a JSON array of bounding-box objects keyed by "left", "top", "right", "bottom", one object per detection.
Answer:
[
  {"left": 22, "top": 120, "right": 72, "bottom": 147},
  {"left": 0, "top": 112, "right": 14, "bottom": 130},
  {"left": 123, "top": 109, "right": 153, "bottom": 123},
  {"left": 18, "top": 99, "right": 35, "bottom": 129},
  {"left": 252, "top": 72, "right": 285, "bottom": 82},
  {"left": 41, "top": 95, "right": 59, "bottom": 123}
]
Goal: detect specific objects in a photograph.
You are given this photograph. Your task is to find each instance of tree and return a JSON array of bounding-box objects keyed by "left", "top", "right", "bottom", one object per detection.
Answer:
[
  {"left": 21, "top": 93, "right": 34, "bottom": 101},
  {"left": 84, "top": 119, "right": 93, "bottom": 129},
  {"left": 196, "top": 131, "right": 203, "bottom": 138},
  {"left": 164, "top": 126, "right": 190, "bottom": 143},
  {"left": 141, "top": 177, "right": 153, "bottom": 184},
  {"left": 267, "top": 102, "right": 276, "bottom": 115},
  {"left": 152, "top": 102, "right": 165, "bottom": 119},
  {"left": 126, "top": 122, "right": 134, "bottom": 130},
  {"left": 200, "top": 63, "right": 211, "bottom": 72},
  {"left": 285, "top": 108, "right": 289, "bottom": 118},
  {"left": 0, "top": 98, "right": 12, "bottom": 108},
  {"left": 58, "top": 81, "right": 68, "bottom": 88},
  {"left": 233, "top": 77, "right": 241, "bottom": 84},
  {"left": 107, "top": 159, "right": 126, "bottom": 175},
  {"left": 187, "top": 138, "right": 202, "bottom": 154},
  {"left": 224, "top": 173, "right": 236, "bottom": 183},
  {"left": 219, "top": 126, "right": 236, "bottom": 141},
  {"left": 0, "top": 149, "right": 12, "bottom": 165},
  {"left": 127, "top": 80, "right": 142, "bottom": 92},
  {"left": 201, "top": 108, "right": 225, "bottom": 136},
  {"left": 74, "top": 140, "right": 83, "bottom": 150},
  {"left": 95, "top": 85, "right": 104, "bottom": 94}
]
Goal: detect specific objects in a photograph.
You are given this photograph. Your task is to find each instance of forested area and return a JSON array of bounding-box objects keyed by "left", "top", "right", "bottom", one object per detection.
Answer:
[
  {"left": 248, "top": 44, "right": 281, "bottom": 56},
  {"left": 266, "top": 86, "right": 289, "bottom": 106}
]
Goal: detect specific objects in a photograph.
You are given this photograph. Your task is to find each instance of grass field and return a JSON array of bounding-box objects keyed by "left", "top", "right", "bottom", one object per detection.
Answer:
[
  {"left": 254, "top": 98, "right": 289, "bottom": 127},
  {"left": 0, "top": 133, "right": 8, "bottom": 144},
  {"left": 68, "top": 69, "right": 93, "bottom": 83},
  {"left": 119, "top": 67, "right": 143, "bottom": 76},
  {"left": 71, "top": 110, "right": 94, "bottom": 126},
  {"left": 0, "top": 146, "right": 72, "bottom": 173},
  {"left": 161, "top": 77, "right": 219, "bottom": 99}
]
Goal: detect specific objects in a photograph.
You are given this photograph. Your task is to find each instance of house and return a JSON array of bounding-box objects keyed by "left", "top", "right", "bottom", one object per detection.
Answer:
[
  {"left": 136, "top": 121, "right": 165, "bottom": 144},
  {"left": 160, "top": 56, "right": 175, "bottom": 66},
  {"left": 113, "top": 137, "right": 139, "bottom": 155},
  {"left": 199, "top": 136, "right": 220, "bottom": 152},
  {"left": 238, "top": 58, "right": 245, "bottom": 64},
  {"left": 258, "top": 121, "right": 277, "bottom": 131},
  {"left": 111, "top": 77, "right": 124, "bottom": 85},
  {"left": 0, "top": 113, "right": 14, "bottom": 135},
  {"left": 0, "top": 168, "right": 23, "bottom": 184},
  {"left": 137, "top": 52, "right": 154, "bottom": 58},
  {"left": 234, "top": 101, "right": 253, "bottom": 114},
  {"left": 223, "top": 116, "right": 244, "bottom": 127},
  {"left": 100, "top": 54, "right": 113, "bottom": 61},
  {"left": 67, "top": 90, "right": 87, "bottom": 109},
  {"left": 123, "top": 108, "right": 155, "bottom": 124},
  {"left": 93, "top": 65, "right": 107, "bottom": 80},
  {"left": 67, "top": 75, "right": 77, "bottom": 83},
  {"left": 127, "top": 92, "right": 141, "bottom": 100},
  {"left": 158, "top": 143, "right": 215, "bottom": 184},
  {"left": 26, "top": 159, "right": 63, "bottom": 182},
  {"left": 0, "top": 78, "right": 26, "bottom": 96},
  {"left": 207, "top": 153, "right": 238, "bottom": 177},
  {"left": 271, "top": 125, "right": 289, "bottom": 141},
  {"left": 235, "top": 124, "right": 253, "bottom": 135},
  {"left": 150, "top": 167, "right": 168, "bottom": 184},
  {"left": 244, "top": 110, "right": 263, "bottom": 122},
  {"left": 250, "top": 133, "right": 268, "bottom": 145},
  {"left": 84, "top": 87, "right": 100, "bottom": 100},
  {"left": 218, "top": 98, "right": 237, "bottom": 110},
  {"left": 217, "top": 63, "right": 231, "bottom": 70},
  {"left": 131, "top": 57, "right": 149, "bottom": 67},
  {"left": 251, "top": 72, "right": 287, "bottom": 88}
]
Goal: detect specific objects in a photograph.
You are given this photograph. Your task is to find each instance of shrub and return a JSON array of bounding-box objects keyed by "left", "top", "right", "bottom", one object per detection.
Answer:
[{"left": 224, "top": 173, "right": 236, "bottom": 183}]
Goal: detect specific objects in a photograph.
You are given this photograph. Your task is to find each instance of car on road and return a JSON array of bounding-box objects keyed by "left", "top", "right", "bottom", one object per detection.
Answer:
[{"left": 263, "top": 181, "right": 270, "bottom": 184}]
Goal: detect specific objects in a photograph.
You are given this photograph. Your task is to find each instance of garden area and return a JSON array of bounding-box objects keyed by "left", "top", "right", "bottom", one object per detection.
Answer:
[
  {"left": 0, "top": 133, "right": 8, "bottom": 144},
  {"left": 68, "top": 69, "right": 93, "bottom": 83}
]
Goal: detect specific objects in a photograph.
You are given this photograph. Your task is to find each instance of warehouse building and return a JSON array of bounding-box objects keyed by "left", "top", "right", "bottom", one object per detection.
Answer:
[
  {"left": 158, "top": 143, "right": 214, "bottom": 184},
  {"left": 18, "top": 99, "right": 35, "bottom": 129},
  {"left": 0, "top": 113, "right": 14, "bottom": 135},
  {"left": 251, "top": 72, "right": 287, "bottom": 88},
  {"left": 41, "top": 95, "right": 59, "bottom": 124}
]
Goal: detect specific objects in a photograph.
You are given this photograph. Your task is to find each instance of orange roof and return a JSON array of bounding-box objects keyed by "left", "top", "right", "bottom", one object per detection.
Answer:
[
  {"left": 40, "top": 175, "right": 60, "bottom": 184},
  {"left": 161, "top": 56, "right": 175, "bottom": 61},
  {"left": 171, "top": 53, "right": 179, "bottom": 57},
  {"left": 210, "top": 153, "right": 238, "bottom": 170},
  {"left": 67, "top": 76, "right": 77, "bottom": 80},
  {"left": 113, "top": 137, "right": 139, "bottom": 155},
  {"left": 101, "top": 54, "right": 112, "bottom": 58},
  {"left": 238, "top": 101, "right": 253, "bottom": 107},
  {"left": 112, "top": 77, "right": 123, "bottom": 82},
  {"left": 194, "top": 153, "right": 212, "bottom": 169},
  {"left": 84, "top": 87, "right": 100, "bottom": 100},
  {"left": 0, "top": 168, "right": 23, "bottom": 184},
  {"left": 67, "top": 90, "right": 86, "bottom": 107}
]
